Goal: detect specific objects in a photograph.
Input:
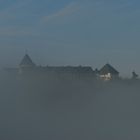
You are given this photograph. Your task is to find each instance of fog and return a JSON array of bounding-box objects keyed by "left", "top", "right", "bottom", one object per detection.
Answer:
[{"left": 0, "top": 72, "right": 140, "bottom": 140}]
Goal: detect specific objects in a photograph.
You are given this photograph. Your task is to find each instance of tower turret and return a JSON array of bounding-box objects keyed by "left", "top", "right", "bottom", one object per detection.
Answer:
[
  {"left": 19, "top": 54, "right": 36, "bottom": 68},
  {"left": 19, "top": 54, "right": 36, "bottom": 74}
]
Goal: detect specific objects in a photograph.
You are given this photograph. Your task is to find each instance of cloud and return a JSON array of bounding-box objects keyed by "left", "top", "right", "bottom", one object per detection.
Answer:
[
  {"left": 41, "top": 2, "right": 81, "bottom": 23},
  {"left": 0, "top": 28, "right": 38, "bottom": 38},
  {"left": 0, "top": 0, "right": 32, "bottom": 20}
]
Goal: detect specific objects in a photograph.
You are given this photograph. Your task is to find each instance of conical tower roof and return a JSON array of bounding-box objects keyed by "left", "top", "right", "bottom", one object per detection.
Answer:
[
  {"left": 19, "top": 54, "right": 36, "bottom": 67},
  {"left": 100, "top": 63, "right": 119, "bottom": 75}
]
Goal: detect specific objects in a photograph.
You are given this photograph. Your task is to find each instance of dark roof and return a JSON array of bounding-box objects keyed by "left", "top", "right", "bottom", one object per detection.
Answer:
[
  {"left": 41, "top": 66, "right": 94, "bottom": 73},
  {"left": 100, "top": 64, "right": 119, "bottom": 75},
  {"left": 19, "top": 54, "right": 36, "bottom": 67}
]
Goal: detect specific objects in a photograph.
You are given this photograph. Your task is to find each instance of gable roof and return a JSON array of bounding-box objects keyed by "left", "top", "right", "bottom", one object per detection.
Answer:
[
  {"left": 44, "top": 66, "right": 94, "bottom": 73},
  {"left": 100, "top": 63, "right": 119, "bottom": 75},
  {"left": 19, "top": 54, "right": 36, "bottom": 67}
]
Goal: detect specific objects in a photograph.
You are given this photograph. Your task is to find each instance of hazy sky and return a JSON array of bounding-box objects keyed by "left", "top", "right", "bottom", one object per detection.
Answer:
[{"left": 0, "top": 0, "right": 140, "bottom": 76}]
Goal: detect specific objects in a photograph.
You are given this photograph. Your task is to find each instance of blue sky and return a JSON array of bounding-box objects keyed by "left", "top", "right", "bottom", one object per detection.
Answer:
[{"left": 0, "top": 0, "right": 140, "bottom": 76}]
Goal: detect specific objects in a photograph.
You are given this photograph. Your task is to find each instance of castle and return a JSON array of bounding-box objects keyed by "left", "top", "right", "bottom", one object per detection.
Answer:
[{"left": 5, "top": 53, "right": 120, "bottom": 81}]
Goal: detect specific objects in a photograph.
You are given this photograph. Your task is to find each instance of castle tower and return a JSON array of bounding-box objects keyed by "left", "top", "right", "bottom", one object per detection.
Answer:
[
  {"left": 19, "top": 54, "right": 36, "bottom": 68},
  {"left": 19, "top": 54, "right": 36, "bottom": 74}
]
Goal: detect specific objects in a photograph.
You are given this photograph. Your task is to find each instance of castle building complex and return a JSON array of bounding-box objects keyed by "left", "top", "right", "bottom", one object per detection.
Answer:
[{"left": 5, "top": 54, "right": 120, "bottom": 81}]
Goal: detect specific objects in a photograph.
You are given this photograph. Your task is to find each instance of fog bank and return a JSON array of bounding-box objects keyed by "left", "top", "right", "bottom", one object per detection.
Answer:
[{"left": 0, "top": 73, "right": 140, "bottom": 140}]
